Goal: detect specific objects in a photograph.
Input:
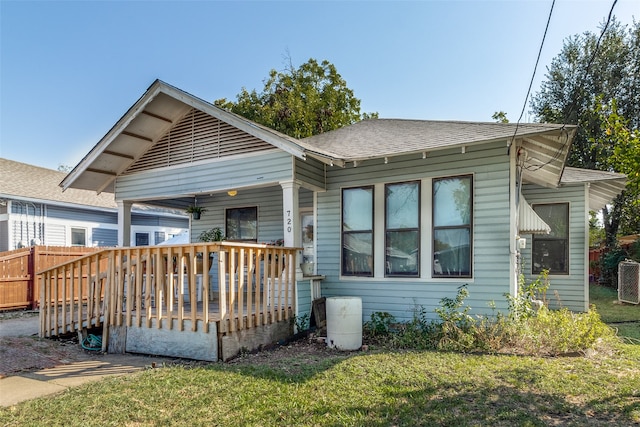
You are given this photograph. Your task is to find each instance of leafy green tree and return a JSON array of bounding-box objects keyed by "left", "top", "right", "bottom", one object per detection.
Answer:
[
  {"left": 530, "top": 19, "right": 640, "bottom": 244},
  {"left": 594, "top": 99, "right": 640, "bottom": 241},
  {"left": 492, "top": 111, "right": 509, "bottom": 123},
  {"left": 215, "top": 58, "right": 377, "bottom": 139}
]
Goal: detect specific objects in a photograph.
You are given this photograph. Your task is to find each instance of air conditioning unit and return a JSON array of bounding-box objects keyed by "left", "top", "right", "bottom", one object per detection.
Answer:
[{"left": 618, "top": 260, "right": 640, "bottom": 305}]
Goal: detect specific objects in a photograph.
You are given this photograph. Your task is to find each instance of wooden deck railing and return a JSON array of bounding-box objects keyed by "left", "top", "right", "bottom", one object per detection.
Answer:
[{"left": 39, "top": 242, "right": 297, "bottom": 350}]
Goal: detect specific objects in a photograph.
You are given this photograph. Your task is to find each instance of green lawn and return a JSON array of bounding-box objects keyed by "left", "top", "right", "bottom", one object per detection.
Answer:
[
  {"left": 590, "top": 284, "right": 640, "bottom": 341},
  {"left": 1, "top": 345, "right": 639, "bottom": 426},
  {"left": 0, "top": 286, "right": 638, "bottom": 426}
]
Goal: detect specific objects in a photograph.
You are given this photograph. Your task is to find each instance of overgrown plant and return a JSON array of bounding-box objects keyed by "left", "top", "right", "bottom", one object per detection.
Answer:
[
  {"left": 506, "top": 270, "right": 550, "bottom": 320},
  {"left": 365, "top": 275, "right": 619, "bottom": 356}
]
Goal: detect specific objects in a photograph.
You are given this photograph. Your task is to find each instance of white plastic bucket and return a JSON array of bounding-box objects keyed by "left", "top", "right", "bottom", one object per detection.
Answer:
[{"left": 326, "top": 296, "right": 362, "bottom": 350}]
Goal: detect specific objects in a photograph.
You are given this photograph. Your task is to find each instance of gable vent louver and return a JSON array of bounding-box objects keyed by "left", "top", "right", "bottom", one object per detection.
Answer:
[{"left": 125, "top": 108, "right": 276, "bottom": 173}]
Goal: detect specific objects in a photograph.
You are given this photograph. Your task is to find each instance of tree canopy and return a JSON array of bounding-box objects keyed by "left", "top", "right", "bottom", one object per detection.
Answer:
[
  {"left": 530, "top": 18, "right": 640, "bottom": 241},
  {"left": 215, "top": 58, "right": 377, "bottom": 139}
]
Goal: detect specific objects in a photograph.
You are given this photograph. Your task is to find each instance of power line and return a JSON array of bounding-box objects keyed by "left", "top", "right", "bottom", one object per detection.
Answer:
[{"left": 515, "top": 0, "right": 556, "bottom": 128}]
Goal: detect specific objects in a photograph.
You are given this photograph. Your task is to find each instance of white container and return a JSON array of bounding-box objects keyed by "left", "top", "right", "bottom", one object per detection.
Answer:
[{"left": 326, "top": 296, "right": 362, "bottom": 350}]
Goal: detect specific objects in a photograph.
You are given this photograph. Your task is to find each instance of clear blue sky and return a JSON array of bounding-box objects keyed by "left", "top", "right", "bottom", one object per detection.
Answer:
[{"left": 1, "top": 0, "right": 637, "bottom": 170}]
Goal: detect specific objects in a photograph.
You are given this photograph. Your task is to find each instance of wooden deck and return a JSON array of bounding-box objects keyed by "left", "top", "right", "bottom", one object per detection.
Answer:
[{"left": 39, "top": 242, "right": 298, "bottom": 360}]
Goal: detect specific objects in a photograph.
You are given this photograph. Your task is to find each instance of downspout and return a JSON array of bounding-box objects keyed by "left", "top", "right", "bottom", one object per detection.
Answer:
[
  {"left": 509, "top": 141, "right": 520, "bottom": 298},
  {"left": 583, "top": 183, "right": 590, "bottom": 312}
]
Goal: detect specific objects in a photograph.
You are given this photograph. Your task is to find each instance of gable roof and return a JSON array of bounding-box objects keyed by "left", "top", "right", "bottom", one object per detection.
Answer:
[
  {"left": 0, "top": 158, "right": 117, "bottom": 209},
  {"left": 62, "top": 80, "right": 577, "bottom": 193},
  {"left": 561, "top": 167, "right": 627, "bottom": 211},
  {"left": 61, "top": 79, "right": 309, "bottom": 194}
]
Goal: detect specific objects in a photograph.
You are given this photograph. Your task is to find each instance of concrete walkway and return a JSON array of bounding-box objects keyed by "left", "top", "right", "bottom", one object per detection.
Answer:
[
  {"left": 0, "top": 354, "right": 166, "bottom": 406},
  {"left": 0, "top": 313, "right": 176, "bottom": 407}
]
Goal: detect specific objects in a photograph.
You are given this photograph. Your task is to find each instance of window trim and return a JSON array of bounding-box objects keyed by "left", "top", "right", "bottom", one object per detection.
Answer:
[
  {"left": 531, "top": 202, "right": 569, "bottom": 275},
  {"left": 384, "top": 181, "right": 420, "bottom": 278},
  {"left": 432, "top": 174, "right": 473, "bottom": 279},
  {"left": 225, "top": 206, "right": 258, "bottom": 242},
  {"left": 341, "top": 186, "right": 375, "bottom": 277}
]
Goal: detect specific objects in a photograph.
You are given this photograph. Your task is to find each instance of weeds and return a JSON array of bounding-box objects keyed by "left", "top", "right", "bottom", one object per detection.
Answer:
[{"left": 364, "top": 275, "right": 620, "bottom": 356}]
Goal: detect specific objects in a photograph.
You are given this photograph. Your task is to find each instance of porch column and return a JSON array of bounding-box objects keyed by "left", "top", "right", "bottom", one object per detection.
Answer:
[
  {"left": 117, "top": 201, "right": 132, "bottom": 247},
  {"left": 280, "top": 180, "right": 302, "bottom": 277}
]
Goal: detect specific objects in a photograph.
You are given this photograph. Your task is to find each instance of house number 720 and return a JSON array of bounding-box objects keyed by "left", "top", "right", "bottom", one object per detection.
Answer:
[{"left": 286, "top": 210, "right": 292, "bottom": 233}]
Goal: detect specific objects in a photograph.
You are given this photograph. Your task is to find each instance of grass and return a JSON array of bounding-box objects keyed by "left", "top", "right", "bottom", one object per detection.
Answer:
[
  {"left": 590, "top": 283, "right": 640, "bottom": 341},
  {"left": 1, "top": 345, "right": 639, "bottom": 426},
  {"left": 1, "top": 286, "right": 639, "bottom": 426}
]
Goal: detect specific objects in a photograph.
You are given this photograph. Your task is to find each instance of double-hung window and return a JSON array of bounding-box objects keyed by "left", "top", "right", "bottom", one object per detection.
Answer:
[
  {"left": 385, "top": 181, "right": 420, "bottom": 277},
  {"left": 342, "top": 186, "right": 374, "bottom": 276},
  {"left": 532, "top": 203, "right": 569, "bottom": 274},
  {"left": 433, "top": 175, "right": 472, "bottom": 277}
]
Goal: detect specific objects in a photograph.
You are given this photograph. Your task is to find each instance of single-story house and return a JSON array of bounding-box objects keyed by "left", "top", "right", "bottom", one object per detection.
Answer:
[
  {"left": 0, "top": 158, "right": 189, "bottom": 251},
  {"left": 42, "top": 79, "right": 626, "bottom": 360}
]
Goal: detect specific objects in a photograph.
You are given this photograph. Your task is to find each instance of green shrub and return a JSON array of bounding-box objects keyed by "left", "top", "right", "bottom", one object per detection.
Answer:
[{"left": 600, "top": 246, "right": 629, "bottom": 288}]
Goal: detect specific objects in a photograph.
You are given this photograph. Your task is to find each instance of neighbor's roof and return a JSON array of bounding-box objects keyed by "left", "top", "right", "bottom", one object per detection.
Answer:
[
  {"left": 561, "top": 167, "right": 627, "bottom": 211},
  {"left": 0, "top": 158, "right": 117, "bottom": 209},
  {"left": 0, "top": 158, "right": 186, "bottom": 216}
]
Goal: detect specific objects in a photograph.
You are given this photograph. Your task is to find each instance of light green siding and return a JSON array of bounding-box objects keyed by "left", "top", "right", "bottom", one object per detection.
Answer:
[
  {"left": 115, "top": 151, "right": 294, "bottom": 201},
  {"left": 294, "top": 157, "right": 326, "bottom": 190},
  {"left": 521, "top": 182, "right": 588, "bottom": 312},
  {"left": 317, "top": 141, "right": 514, "bottom": 322}
]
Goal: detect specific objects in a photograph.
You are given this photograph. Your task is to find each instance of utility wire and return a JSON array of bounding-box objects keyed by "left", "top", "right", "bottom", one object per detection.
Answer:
[
  {"left": 508, "top": 0, "right": 556, "bottom": 154},
  {"left": 524, "top": 0, "right": 619, "bottom": 172}
]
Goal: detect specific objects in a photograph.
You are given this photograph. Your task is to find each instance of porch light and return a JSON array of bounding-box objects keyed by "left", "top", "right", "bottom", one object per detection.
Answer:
[{"left": 227, "top": 190, "right": 238, "bottom": 197}]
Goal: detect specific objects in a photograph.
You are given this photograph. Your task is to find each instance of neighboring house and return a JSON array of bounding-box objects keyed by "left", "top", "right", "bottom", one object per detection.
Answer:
[
  {"left": 0, "top": 158, "right": 189, "bottom": 251},
  {"left": 60, "top": 80, "right": 627, "bottom": 322}
]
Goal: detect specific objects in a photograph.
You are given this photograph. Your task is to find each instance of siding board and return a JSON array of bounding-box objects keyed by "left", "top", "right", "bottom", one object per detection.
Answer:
[
  {"left": 316, "top": 141, "right": 513, "bottom": 321},
  {"left": 116, "top": 151, "right": 295, "bottom": 200},
  {"left": 521, "top": 182, "right": 587, "bottom": 312}
]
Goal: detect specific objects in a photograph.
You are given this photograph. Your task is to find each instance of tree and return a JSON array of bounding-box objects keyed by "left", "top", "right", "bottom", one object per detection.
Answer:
[
  {"left": 215, "top": 58, "right": 377, "bottom": 139},
  {"left": 492, "top": 111, "right": 509, "bottom": 123},
  {"left": 530, "top": 19, "right": 640, "bottom": 244},
  {"left": 594, "top": 98, "right": 640, "bottom": 241}
]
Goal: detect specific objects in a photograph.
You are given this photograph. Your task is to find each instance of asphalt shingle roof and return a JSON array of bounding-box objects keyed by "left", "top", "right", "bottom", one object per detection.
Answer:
[
  {"left": 560, "top": 166, "right": 626, "bottom": 183},
  {"left": 0, "top": 158, "right": 117, "bottom": 208},
  {"left": 301, "top": 119, "right": 572, "bottom": 160}
]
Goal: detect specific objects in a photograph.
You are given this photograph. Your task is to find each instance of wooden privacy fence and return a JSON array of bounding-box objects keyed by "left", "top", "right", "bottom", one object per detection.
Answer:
[
  {"left": 0, "top": 246, "right": 102, "bottom": 310},
  {"left": 39, "top": 242, "right": 297, "bottom": 352}
]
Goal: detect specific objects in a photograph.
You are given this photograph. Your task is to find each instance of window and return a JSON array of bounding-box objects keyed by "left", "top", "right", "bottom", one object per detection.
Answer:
[
  {"left": 70, "top": 228, "right": 86, "bottom": 246},
  {"left": 532, "top": 203, "right": 569, "bottom": 274},
  {"left": 433, "top": 175, "right": 472, "bottom": 277},
  {"left": 385, "top": 181, "right": 420, "bottom": 277},
  {"left": 154, "top": 231, "right": 166, "bottom": 245},
  {"left": 136, "top": 233, "right": 149, "bottom": 246},
  {"left": 226, "top": 207, "right": 257, "bottom": 241},
  {"left": 342, "top": 186, "right": 374, "bottom": 276}
]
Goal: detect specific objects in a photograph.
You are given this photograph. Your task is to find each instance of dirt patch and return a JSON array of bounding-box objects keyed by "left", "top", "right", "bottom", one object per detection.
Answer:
[
  {"left": 0, "top": 335, "right": 94, "bottom": 378},
  {"left": 225, "top": 333, "right": 362, "bottom": 375}
]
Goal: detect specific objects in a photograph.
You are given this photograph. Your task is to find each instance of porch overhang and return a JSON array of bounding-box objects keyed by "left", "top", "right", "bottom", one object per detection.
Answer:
[{"left": 61, "top": 80, "right": 308, "bottom": 194}]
